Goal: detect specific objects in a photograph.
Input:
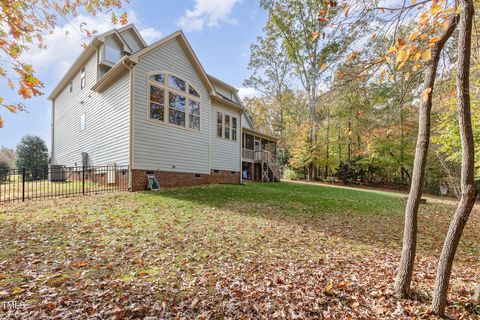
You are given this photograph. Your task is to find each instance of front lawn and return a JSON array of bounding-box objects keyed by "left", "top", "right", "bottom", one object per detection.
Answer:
[{"left": 0, "top": 182, "right": 479, "bottom": 318}]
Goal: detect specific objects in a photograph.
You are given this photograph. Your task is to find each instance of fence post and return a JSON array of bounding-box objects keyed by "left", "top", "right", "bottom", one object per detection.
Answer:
[
  {"left": 22, "top": 168, "right": 25, "bottom": 202},
  {"left": 82, "top": 166, "right": 85, "bottom": 195}
]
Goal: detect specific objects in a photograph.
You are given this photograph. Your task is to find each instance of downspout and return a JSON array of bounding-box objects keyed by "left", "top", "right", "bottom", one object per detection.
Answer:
[
  {"left": 51, "top": 100, "right": 55, "bottom": 164},
  {"left": 239, "top": 110, "right": 243, "bottom": 184},
  {"left": 124, "top": 59, "right": 135, "bottom": 191}
]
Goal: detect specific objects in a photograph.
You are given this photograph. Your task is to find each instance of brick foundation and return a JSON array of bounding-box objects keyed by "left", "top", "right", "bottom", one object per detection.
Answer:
[{"left": 130, "top": 169, "right": 241, "bottom": 191}]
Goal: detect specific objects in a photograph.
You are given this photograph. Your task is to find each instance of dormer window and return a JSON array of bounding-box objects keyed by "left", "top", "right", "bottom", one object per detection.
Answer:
[{"left": 105, "top": 44, "right": 122, "bottom": 63}]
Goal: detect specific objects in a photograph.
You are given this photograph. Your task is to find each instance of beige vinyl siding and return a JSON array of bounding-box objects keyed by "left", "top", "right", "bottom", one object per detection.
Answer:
[
  {"left": 53, "top": 51, "right": 130, "bottom": 166},
  {"left": 242, "top": 113, "right": 254, "bottom": 130},
  {"left": 211, "top": 101, "right": 241, "bottom": 171},
  {"left": 120, "top": 29, "right": 143, "bottom": 52},
  {"left": 132, "top": 38, "right": 210, "bottom": 173}
]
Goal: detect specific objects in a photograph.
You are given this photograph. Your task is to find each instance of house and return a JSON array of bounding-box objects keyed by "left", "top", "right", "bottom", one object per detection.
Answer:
[{"left": 49, "top": 24, "right": 279, "bottom": 191}]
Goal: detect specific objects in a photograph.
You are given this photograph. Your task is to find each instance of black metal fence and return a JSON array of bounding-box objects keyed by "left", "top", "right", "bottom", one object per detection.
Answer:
[{"left": 0, "top": 165, "right": 129, "bottom": 203}]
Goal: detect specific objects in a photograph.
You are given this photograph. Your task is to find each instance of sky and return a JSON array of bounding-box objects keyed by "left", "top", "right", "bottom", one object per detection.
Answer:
[{"left": 0, "top": 0, "right": 266, "bottom": 150}]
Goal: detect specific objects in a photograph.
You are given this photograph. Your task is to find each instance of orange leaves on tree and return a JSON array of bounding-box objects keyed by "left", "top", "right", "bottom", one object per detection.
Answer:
[
  {"left": 18, "top": 86, "right": 31, "bottom": 99},
  {"left": 422, "top": 49, "right": 432, "bottom": 62},
  {"left": 312, "top": 32, "right": 320, "bottom": 41},
  {"left": 431, "top": 1, "right": 443, "bottom": 16},
  {"left": 120, "top": 12, "right": 128, "bottom": 25},
  {"left": 346, "top": 51, "right": 357, "bottom": 62}
]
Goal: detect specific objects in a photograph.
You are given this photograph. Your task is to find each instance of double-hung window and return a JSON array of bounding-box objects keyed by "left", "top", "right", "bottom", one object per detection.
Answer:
[
  {"left": 217, "top": 112, "right": 223, "bottom": 137},
  {"left": 148, "top": 72, "right": 201, "bottom": 130},
  {"left": 232, "top": 117, "right": 237, "bottom": 141},
  {"left": 224, "top": 115, "right": 230, "bottom": 139}
]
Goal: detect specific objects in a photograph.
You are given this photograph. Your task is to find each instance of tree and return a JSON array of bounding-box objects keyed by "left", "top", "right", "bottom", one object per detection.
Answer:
[
  {"left": 0, "top": 0, "right": 129, "bottom": 127},
  {"left": 260, "top": 0, "right": 363, "bottom": 180},
  {"left": 394, "top": 11, "right": 459, "bottom": 298},
  {"left": 431, "top": 0, "right": 478, "bottom": 315},
  {"left": 0, "top": 146, "right": 16, "bottom": 169},
  {"left": 0, "top": 160, "right": 9, "bottom": 182},
  {"left": 244, "top": 20, "right": 292, "bottom": 140},
  {"left": 15, "top": 135, "right": 49, "bottom": 179}
]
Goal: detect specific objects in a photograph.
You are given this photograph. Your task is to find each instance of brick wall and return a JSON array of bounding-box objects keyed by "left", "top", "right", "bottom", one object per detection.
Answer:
[{"left": 130, "top": 169, "right": 241, "bottom": 191}]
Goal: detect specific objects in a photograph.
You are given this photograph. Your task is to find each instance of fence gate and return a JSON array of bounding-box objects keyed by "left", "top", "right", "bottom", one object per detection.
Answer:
[{"left": 0, "top": 165, "right": 129, "bottom": 203}]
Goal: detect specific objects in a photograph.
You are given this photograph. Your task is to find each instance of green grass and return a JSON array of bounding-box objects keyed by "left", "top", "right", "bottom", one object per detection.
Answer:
[{"left": 0, "top": 182, "right": 478, "bottom": 318}]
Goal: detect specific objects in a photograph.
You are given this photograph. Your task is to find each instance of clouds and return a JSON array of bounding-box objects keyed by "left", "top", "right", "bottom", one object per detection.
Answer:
[
  {"left": 177, "top": 0, "right": 242, "bottom": 32},
  {"left": 237, "top": 87, "right": 262, "bottom": 100},
  {"left": 22, "top": 11, "right": 161, "bottom": 81}
]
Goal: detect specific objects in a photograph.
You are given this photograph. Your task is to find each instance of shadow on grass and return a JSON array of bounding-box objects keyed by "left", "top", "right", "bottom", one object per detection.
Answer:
[{"left": 138, "top": 182, "right": 409, "bottom": 252}]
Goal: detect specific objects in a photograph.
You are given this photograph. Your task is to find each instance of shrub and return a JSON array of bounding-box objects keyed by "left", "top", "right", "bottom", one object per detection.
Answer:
[
  {"left": 283, "top": 167, "right": 299, "bottom": 181},
  {"left": 334, "top": 162, "right": 359, "bottom": 185},
  {"left": 0, "top": 160, "right": 9, "bottom": 182},
  {"left": 15, "top": 135, "right": 49, "bottom": 180}
]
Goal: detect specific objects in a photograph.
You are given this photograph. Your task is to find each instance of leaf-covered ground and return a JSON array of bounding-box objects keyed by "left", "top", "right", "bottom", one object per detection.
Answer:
[{"left": 0, "top": 182, "right": 479, "bottom": 319}]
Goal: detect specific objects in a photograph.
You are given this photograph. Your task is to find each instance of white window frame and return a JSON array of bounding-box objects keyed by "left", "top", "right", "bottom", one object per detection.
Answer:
[
  {"left": 80, "top": 113, "right": 86, "bottom": 131},
  {"left": 147, "top": 71, "right": 201, "bottom": 131},
  {"left": 80, "top": 67, "right": 86, "bottom": 89}
]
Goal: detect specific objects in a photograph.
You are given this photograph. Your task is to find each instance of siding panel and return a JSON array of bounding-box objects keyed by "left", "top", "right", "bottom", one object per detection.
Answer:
[
  {"left": 133, "top": 39, "right": 212, "bottom": 173},
  {"left": 210, "top": 102, "right": 241, "bottom": 171},
  {"left": 53, "top": 52, "right": 130, "bottom": 167},
  {"left": 120, "top": 29, "right": 143, "bottom": 53}
]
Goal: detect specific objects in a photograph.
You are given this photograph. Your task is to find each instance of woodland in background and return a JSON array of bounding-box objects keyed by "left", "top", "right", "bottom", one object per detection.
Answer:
[{"left": 244, "top": 0, "right": 480, "bottom": 197}]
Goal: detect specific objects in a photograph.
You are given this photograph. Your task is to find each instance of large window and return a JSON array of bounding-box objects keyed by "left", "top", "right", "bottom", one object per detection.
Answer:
[
  {"left": 189, "top": 100, "right": 200, "bottom": 130},
  {"left": 150, "top": 86, "right": 165, "bottom": 121},
  {"left": 105, "top": 44, "right": 122, "bottom": 63},
  {"left": 148, "top": 72, "right": 200, "bottom": 130},
  {"left": 169, "top": 92, "right": 186, "bottom": 126},
  {"left": 80, "top": 67, "right": 86, "bottom": 89}
]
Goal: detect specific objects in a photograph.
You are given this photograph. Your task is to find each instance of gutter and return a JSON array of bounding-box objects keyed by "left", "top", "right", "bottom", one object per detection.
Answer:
[{"left": 91, "top": 56, "right": 134, "bottom": 92}]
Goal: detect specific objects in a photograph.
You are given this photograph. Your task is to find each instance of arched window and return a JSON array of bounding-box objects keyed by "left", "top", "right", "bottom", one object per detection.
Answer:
[{"left": 148, "top": 72, "right": 201, "bottom": 130}]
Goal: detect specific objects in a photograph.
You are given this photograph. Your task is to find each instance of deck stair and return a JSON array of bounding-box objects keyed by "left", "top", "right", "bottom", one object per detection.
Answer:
[{"left": 254, "top": 150, "right": 280, "bottom": 182}]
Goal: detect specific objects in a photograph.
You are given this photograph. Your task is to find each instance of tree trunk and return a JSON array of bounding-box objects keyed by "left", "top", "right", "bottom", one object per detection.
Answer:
[
  {"left": 431, "top": 2, "right": 477, "bottom": 316},
  {"left": 325, "top": 110, "right": 331, "bottom": 179},
  {"left": 394, "top": 14, "right": 459, "bottom": 298}
]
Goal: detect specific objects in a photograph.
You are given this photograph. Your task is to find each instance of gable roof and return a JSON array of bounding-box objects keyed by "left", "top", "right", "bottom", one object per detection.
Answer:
[
  {"left": 242, "top": 112, "right": 255, "bottom": 129},
  {"left": 96, "top": 29, "right": 132, "bottom": 53},
  {"left": 48, "top": 25, "right": 146, "bottom": 100},
  {"left": 48, "top": 37, "right": 102, "bottom": 100},
  {"left": 49, "top": 26, "right": 245, "bottom": 113},
  {"left": 129, "top": 30, "right": 215, "bottom": 95},
  {"left": 118, "top": 24, "right": 147, "bottom": 48}
]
